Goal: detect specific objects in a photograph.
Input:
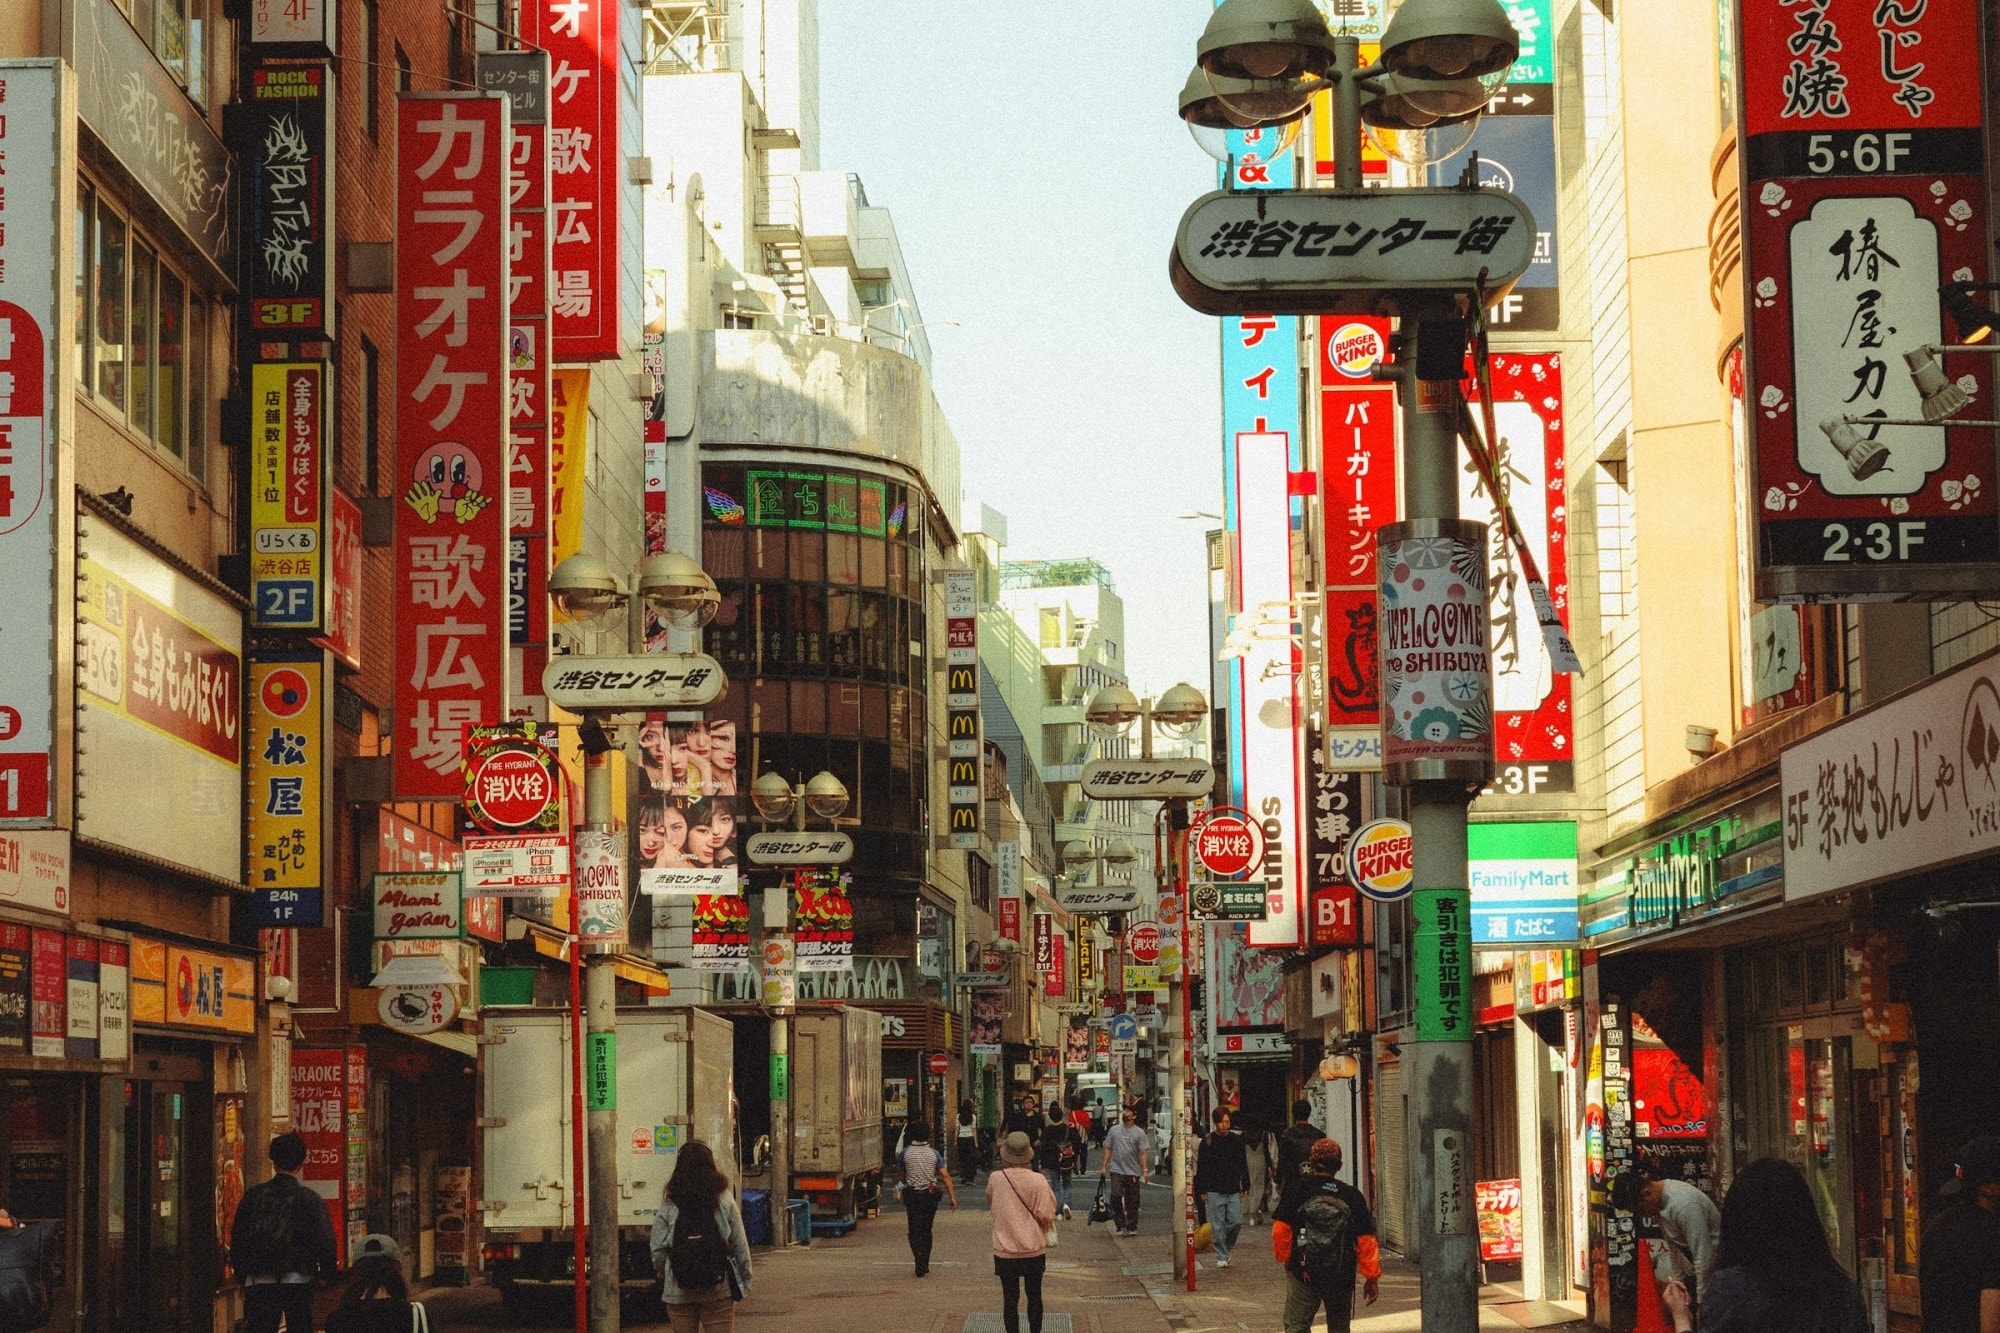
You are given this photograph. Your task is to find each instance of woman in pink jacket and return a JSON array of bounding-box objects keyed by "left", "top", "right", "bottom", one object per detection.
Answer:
[{"left": 986, "top": 1132, "right": 1059, "bottom": 1333}]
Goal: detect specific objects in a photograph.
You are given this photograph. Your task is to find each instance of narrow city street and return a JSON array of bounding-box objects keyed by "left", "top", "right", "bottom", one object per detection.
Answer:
[{"left": 418, "top": 1176, "right": 1591, "bottom": 1333}]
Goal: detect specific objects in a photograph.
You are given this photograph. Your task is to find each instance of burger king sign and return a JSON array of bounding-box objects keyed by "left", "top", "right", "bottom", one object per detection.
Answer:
[
  {"left": 1324, "top": 320, "right": 1389, "bottom": 381},
  {"left": 1346, "top": 819, "right": 1414, "bottom": 902}
]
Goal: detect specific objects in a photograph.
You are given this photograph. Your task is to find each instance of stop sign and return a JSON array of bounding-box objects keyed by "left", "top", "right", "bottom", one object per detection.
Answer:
[
  {"left": 1128, "top": 923, "right": 1161, "bottom": 965},
  {"left": 928, "top": 1051, "right": 949, "bottom": 1075},
  {"left": 1192, "top": 811, "right": 1263, "bottom": 878}
]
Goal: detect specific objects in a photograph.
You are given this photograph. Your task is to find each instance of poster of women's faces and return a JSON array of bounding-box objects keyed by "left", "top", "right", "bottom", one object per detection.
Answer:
[{"left": 634, "top": 715, "right": 742, "bottom": 895}]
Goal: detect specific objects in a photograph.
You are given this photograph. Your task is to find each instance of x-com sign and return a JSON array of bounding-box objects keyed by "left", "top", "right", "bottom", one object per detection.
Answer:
[{"left": 1171, "top": 187, "right": 1537, "bottom": 317}]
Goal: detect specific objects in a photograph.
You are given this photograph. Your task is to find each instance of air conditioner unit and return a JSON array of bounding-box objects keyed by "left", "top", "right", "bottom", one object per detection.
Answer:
[{"left": 810, "top": 316, "right": 835, "bottom": 336}]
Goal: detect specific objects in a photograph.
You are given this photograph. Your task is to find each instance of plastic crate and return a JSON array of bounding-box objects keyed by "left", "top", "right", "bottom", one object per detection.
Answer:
[
  {"left": 787, "top": 1198, "right": 813, "bottom": 1246},
  {"left": 741, "top": 1189, "right": 773, "bottom": 1247}
]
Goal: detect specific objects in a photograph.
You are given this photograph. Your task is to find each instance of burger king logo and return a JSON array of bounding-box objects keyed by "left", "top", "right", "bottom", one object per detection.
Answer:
[
  {"left": 1346, "top": 819, "right": 1415, "bottom": 901},
  {"left": 1326, "top": 321, "right": 1388, "bottom": 380}
]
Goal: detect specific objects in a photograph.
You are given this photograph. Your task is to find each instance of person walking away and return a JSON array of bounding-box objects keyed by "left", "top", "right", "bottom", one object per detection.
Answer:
[
  {"left": 1039, "top": 1107, "right": 1081, "bottom": 1220},
  {"left": 1658, "top": 1157, "right": 1863, "bottom": 1333},
  {"left": 0, "top": 1207, "right": 55, "bottom": 1333},
  {"left": 1067, "top": 1099, "right": 1095, "bottom": 1176},
  {"left": 1242, "top": 1114, "right": 1276, "bottom": 1224},
  {"left": 650, "top": 1141, "right": 753, "bottom": 1333},
  {"left": 1611, "top": 1166, "right": 1721, "bottom": 1321},
  {"left": 324, "top": 1235, "right": 431, "bottom": 1333},
  {"left": 1275, "top": 1099, "right": 1325, "bottom": 1199},
  {"left": 897, "top": 1122, "right": 957, "bottom": 1277},
  {"left": 1920, "top": 1135, "right": 2000, "bottom": 1333},
  {"left": 230, "top": 1132, "right": 339, "bottom": 1333},
  {"left": 1273, "top": 1138, "right": 1380, "bottom": 1333},
  {"left": 956, "top": 1099, "right": 981, "bottom": 1179},
  {"left": 1098, "top": 1105, "right": 1151, "bottom": 1236},
  {"left": 987, "top": 1133, "right": 1058, "bottom": 1333},
  {"left": 1194, "top": 1108, "right": 1253, "bottom": 1266}
]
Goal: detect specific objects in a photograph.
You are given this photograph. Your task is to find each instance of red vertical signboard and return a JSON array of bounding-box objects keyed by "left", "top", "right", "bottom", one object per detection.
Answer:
[
  {"left": 290, "top": 1046, "right": 350, "bottom": 1257},
  {"left": 1319, "top": 318, "right": 1397, "bottom": 773},
  {"left": 1738, "top": 0, "right": 1996, "bottom": 599},
  {"left": 479, "top": 52, "right": 554, "bottom": 714},
  {"left": 519, "top": 0, "right": 621, "bottom": 361},
  {"left": 1462, "top": 354, "right": 1574, "bottom": 794},
  {"left": 394, "top": 95, "right": 513, "bottom": 797}
]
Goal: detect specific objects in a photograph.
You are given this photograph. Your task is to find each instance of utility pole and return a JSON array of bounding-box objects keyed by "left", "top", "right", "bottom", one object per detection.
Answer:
[
  {"left": 1173, "top": 4, "right": 1533, "bottom": 1328},
  {"left": 1381, "top": 304, "right": 1484, "bottom": 1333},
  {"left": 582, "top": 748, "right": 620, "bottom": 1333}
]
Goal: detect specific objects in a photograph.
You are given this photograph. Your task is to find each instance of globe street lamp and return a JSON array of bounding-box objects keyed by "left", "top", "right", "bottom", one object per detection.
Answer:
[
  {"left": 1078, "top": 682, "right": 1212, "bottom": 1290},
  {"left": 747, "top": 769, "right": 850, "bottom": 1246},
  {"left": 545, "top": 550, "right": 723, "bottom": 1332}
]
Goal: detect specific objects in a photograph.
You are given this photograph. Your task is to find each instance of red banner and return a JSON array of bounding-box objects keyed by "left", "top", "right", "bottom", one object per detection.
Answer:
[
  {"left": 519, "top": 0, "right": 620, "bottom": 360},
  {"left": 394, "top": 95, "right": 512, "bottom": 797},
  {"left": 998, "top": 895, "right": 1021, "bottom": 946},
  {"left": 323, "top": 489, "right": 362, "bottom": 669},
  {"left": 1319, "top": 318, "right": 1397, "bottom": 742},
  {"left": 1463, "top": 354, "right": 1573, "bottom": 790}
]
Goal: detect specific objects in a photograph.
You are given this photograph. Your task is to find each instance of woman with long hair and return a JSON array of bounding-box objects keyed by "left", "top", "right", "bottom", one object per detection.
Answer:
[
  {"left": 324, "top": 1235, "right": 428, "bottom": 1333},
  {"left": 1661, "top": 1157, "right": 1865, "bottom": 1333},
  {"left": 637, "top": 793, "right": 693, "bottom": 869},
  {"left": 686, "top": 797, "right": 739, "bottom": 868},
  {"left": 649, "top": 1140, "right": 753, "bottom": 1332}
]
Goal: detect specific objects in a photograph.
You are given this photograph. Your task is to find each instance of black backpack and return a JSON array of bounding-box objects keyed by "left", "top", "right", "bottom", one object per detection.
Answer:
[
  {"left": 230, "top": 1178, "right": 298, "bottom": 1277},
  {"left": 1291, "top": 1182, "right": 1359, "bottom": 1290},
  {"left": 0, "top": 1221, "right": 54, "bottom": 1332},
  {"left": 668, "top": 1203, "right": 732, "bottom": 1293}
]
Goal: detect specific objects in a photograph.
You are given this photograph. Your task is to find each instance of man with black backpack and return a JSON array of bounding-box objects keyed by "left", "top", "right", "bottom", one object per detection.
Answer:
[
  {"left": 1271, "top": 1138, "right": 1379, "bottom": 1333},
  {"left": 1274, "top": 1099, "right": 1325, "bottom": 1198},
  {"left": 230, "top": 1133, "right": 339, "bottom": 1333}
]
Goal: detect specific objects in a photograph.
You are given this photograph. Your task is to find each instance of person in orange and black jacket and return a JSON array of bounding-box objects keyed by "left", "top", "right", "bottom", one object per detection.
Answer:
[{"left": 1271, "top": 1137, "right": 1380, "bottom": 1333}]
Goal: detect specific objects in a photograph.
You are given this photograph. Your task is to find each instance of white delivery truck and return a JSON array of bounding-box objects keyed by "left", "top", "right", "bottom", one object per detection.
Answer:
[
  {"left": 790, "top": 1006, "right": 883, "bottom": 1234},
  {"left": 480, "top": 1007, "right": 736, "bottom": 1317}
]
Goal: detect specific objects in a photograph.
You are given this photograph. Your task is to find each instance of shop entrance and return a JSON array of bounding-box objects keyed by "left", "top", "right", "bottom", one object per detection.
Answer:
[
  {"left": 1, "top": 1077, "right": 80, "bottom": 1333},
  {"left": 119, "top": 1079, "right": 203, "bottom": 1328}
]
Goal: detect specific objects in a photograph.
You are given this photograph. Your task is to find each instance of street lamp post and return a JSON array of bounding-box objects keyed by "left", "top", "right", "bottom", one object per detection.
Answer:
[
  {"left": 747, "top": 771, "right": 852, "bottom": 1250},
  {"left": 547, "top": 551, "right": 725, "bottom": 1333},
  {"left": 1174, "top": 2, "right": 1526, "bottom": 1328},
  {"left": 1079, "top": 683, "right": 1210, "bottom": 1290}
]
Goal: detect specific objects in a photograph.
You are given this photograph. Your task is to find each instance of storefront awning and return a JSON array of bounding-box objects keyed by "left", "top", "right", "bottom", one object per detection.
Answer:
[
  {"left": 523, "top": 923, "right": 670, "bottom": 993},
  {"left": 414, "top": 1028, "right": 479, "bottom": 1060}
]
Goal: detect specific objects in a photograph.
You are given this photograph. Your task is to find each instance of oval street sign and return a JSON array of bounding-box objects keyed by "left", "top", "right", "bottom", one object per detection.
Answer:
[
  {"left": 1080, "top": 758, "right": 1215, "bottom": 801},
  {"left": 541, "top": 653, "right": 727, "bottom": 711},
  {"left": 746, "top": 830, "right": 855, "bottom": 866},
  {"left": 1171, "top": 187, "right": 1537, "bottom": 318},
  {"left": 378, "top": 984, "right": 459, "bottom": 1036}
]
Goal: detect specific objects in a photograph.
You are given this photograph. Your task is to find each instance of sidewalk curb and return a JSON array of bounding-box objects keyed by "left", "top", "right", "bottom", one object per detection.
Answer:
[{"left": 1108, "top": 1231, "right": 1191, "bottom": 1331}]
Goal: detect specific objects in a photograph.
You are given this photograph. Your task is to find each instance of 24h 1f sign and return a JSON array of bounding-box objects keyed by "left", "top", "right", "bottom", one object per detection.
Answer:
[{"left": 1171, "top": 188, "right": 1537, "bottom": 317}]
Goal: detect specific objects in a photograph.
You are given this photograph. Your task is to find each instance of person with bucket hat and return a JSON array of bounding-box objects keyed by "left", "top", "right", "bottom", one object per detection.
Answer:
[
  {"left": 987, "top": 1132, "right": 1058, "bottom": 1333},
  {"left": 1921, "top": 1135, "right": 2000, "bottom": 1333},
  {"left": 324, "top": 1234, "right": 430, "bottom": 1333}
]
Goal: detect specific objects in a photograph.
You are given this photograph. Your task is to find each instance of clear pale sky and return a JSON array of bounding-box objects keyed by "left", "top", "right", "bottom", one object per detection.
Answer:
[{"left": 818, "top": 0, "right": 1224, "bottom": 699}]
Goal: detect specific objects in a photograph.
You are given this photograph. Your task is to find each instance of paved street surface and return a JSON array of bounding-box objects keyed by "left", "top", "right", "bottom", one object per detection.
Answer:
[{"left": 419, "top": 1175, "right": 1593, "bottom": 1331}]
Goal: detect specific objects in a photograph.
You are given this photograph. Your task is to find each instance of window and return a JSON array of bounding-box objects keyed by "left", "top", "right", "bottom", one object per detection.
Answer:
[
  {"left": 74, "top": 185, "right": 94, "bottom": 394},
  {"left": 129, "top": 243, "right": 156, "bottom": 442},
  {"left": 78, "top": 186, "right": 203, "bottom": 471},
  {"left": 361, "top": 338, "right": 382, "bottom": 493},
  {"left": 362, "top": 0, "right": 380, "bottom": 140},
  {"left": 396, "top": 43, "right": 412, "bottom": 92},
  {"left": 94, "top": 205, "right": 128, "bottom": 411},
  {"left": 117, "top": 0, "right": 204, "bottom": 103}
]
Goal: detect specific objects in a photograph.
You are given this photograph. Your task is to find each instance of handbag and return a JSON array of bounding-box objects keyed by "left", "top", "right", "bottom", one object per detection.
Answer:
[
  {"left": 998, "top": 1167, "right": 1058, "bottom": 1249},
  {"left": 1088, "top": 1184, "right": 1111, "bottom": 1226},
  {"left": 412, "top": 1304, "right": 431, "bottom": 1333}
]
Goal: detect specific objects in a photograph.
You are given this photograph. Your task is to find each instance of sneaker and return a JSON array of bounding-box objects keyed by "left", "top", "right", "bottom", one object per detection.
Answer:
[
  {"left": 1062, "top": 1206, "right": 1073, "bottom": 1220},
  {"left": 1216, "top": 1257, "right": 1230, "bottom": 1268}
]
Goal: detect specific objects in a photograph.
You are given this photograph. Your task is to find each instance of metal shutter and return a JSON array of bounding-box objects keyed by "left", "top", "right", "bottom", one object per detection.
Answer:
[{"left": 1377, "top": 1058, "right": 1407, "bottom": 1252}]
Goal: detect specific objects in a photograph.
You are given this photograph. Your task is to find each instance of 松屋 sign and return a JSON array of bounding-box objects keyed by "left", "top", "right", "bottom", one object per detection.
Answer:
[{"left": 1738, "top": 0, "right": 1998, "bottom": 600}]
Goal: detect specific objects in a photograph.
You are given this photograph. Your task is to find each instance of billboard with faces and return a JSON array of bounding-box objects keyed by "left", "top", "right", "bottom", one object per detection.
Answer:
[{"left": 633, "top": 717, "right": 742, "bottom": 891}]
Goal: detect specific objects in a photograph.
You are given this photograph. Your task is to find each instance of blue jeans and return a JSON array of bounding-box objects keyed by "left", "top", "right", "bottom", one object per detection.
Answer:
[
  {"left": 1046, "top": 1168, "right": 1072, "bottom": 1209},
  {"left": 1207, "top": 1191, "right": 1243, "bottom": 1259}
]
